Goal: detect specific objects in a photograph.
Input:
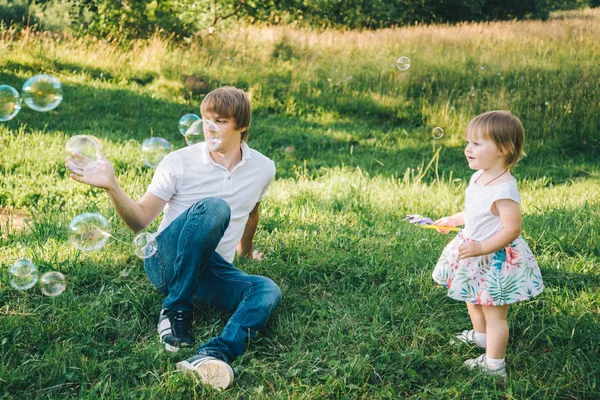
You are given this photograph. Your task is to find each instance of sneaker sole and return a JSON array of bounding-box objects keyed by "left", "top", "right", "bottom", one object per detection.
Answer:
[
  {"left": 176, "top": 359, "right": 234, "bottom": 390},
  {"left": 165, "top": 342, "right": 180, "bottom": 353}
]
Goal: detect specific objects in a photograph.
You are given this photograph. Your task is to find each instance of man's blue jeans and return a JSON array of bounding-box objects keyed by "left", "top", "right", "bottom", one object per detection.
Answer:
[{"left": 144, "top": 198, "right": 282, "bottom": 363}]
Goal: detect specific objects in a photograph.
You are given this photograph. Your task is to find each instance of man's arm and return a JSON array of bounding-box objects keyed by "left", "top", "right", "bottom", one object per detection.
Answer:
[
  {"left": 237, "top": 202, "right": 262, "bottom": 259},
  {"left": 105, "top": 188, "right": 167, "bottom": 232},
  {"left": 68, "top": 153, "right": 166, "bottom": 232}
]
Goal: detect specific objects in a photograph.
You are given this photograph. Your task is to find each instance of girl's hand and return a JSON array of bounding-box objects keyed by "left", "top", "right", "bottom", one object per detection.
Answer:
[
  {"left": 458, "top": 242, "right": 483, "bottom": 259},
  {"left": 434, "top": 216, "right": 457, "bottom": 234}
]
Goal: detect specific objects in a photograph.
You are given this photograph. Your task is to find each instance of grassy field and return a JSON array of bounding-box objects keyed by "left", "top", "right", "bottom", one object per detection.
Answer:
[{"left": 1, "top": 8, "right": 599, "bottom": 399}]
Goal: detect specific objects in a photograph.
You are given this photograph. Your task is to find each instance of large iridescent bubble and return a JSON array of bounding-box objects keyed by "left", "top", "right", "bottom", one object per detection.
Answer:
[
  {"left": 179, "top": 114, "right": 200, "bottom": 135},
  {"left": 9, "top": 258, "right": 39, "bottom": 290},
  {"left": 141, "top": 137, "right": 171, "bottom": 168},
  {"left": 22, "top": 75, "right": 63, "bottom": 112},
  {"left": 66, "top": 135, "right": 101, "bottom": 171},
  {"left": 69, "top": 213, "right": 110, "bottom": 252},
  {"left": 184, "top": 119, "right": 222, "bottom": 151},
  {"left": 0, "top": 85, "right": 22, "bottom": 121}
]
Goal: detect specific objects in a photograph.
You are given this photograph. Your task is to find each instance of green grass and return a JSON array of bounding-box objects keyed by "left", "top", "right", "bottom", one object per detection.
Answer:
[{"left": 1, "top": 9, "right": 600, "bottom": 399}]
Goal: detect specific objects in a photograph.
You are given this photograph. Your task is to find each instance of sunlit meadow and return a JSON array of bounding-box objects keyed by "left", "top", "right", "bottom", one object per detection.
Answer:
[{"left": 1, "top": 8, "right": 599, "bottom": 399}]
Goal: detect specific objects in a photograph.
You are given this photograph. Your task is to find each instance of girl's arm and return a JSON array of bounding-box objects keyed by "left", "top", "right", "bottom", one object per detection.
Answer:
[
  {"left": 434, "top": 211, "right": 465, "bottom": 234},
  {"left": 458, "top": 199, "right": 521, "bottom": 258}
]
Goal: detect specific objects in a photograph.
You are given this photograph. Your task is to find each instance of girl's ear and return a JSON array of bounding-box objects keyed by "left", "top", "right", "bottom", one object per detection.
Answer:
[{"left": 497, "top": 145, "right": 507, "bottom": 157}]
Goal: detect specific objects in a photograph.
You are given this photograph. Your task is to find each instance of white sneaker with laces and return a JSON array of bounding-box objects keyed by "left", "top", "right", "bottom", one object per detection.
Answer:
[
  {"left": 177, "top": 355, "right": 234, "bottom": 390},
  {"left": 463, "top": 354, "right": 507, "bottom": 378},
  {"left": 450, "top": 330, "right": 486, "bottom": 348}
]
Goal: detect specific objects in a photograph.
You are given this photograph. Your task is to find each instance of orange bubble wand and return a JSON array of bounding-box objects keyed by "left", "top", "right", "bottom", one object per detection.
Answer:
[{"left": 404, "top": 214, "right": 459, "bottom": 232}]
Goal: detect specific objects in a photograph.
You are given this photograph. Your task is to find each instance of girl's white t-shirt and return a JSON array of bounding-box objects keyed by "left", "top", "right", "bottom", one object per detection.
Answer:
[
  {"left": 463, "top": 170, "right": 521, "bottom": 242},
  {"left": 147, "top": 141, "right": 276, "bottom": 263}
]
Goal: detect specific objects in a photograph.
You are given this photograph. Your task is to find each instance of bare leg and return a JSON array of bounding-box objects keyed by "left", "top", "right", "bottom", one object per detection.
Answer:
[
  {"left": 467, "top": 302, "right": 486, "bottom": 333},
  {"left": 482, "top": 305, "right": 509, "bottom": 359}
]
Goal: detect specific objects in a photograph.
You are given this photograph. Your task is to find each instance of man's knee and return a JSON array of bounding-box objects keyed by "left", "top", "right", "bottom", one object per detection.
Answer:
[
  {"left": 190, "top": 198, "right": 231, "bottom": 223},
  {"left": 258, "top": 277, "right": 282, "bottom": 309}
]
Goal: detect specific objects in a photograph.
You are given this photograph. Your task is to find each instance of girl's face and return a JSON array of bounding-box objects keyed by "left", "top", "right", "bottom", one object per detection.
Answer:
[{"left": 464, "top": 133, "right": 506, "bottom": 171}]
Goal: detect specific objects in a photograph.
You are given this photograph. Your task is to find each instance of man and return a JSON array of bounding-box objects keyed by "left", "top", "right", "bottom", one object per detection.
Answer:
[{"left": 67, "top": 87, "right": 281, "bottom": 390}]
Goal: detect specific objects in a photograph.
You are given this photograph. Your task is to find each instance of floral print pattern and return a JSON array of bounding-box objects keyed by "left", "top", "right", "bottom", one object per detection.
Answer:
[{"left": 432, "top": 231, "right": 544, "bottom": 306}]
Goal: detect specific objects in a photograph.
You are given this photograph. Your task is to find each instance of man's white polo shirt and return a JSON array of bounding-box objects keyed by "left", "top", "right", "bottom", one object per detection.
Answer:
[{"left": 147, "top": 141, "right": 275, "bottom": 263}]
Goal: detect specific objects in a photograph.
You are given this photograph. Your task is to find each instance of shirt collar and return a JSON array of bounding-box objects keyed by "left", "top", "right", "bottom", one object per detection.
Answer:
[{"left": 200, "top": 141, "right": 252, "bottom": 166}]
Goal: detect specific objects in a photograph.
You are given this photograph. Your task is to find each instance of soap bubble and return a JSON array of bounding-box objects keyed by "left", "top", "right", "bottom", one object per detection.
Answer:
[
  {"left": 396, "top": 56, "right": 411, "bottom": 71},
  {"left": 40, "top": 271, "right": 67, "bottom": 297},
  {"left": 9, "top": 258, "right": 39, "bottom": 290},
  {"left": 179, "top": 114, "right": 200, "bottom": 135},
  {"left": 66, "top": 135, "right": 101, "bottom": 171},
  {"left": 69, "top": 213, "right": 110, "bottom": 252},
  {"left": 0, "top": 85, "right": 22, "bottom": 121},
  {"left": 184, "top": 119, "right": 221, "bottom": 151},
  {"left": 432, "top": 127, "right": 444, "bottom": 140},
  {"left": 132, "top": 232, "right": 158, "bottom": 259},
  {"left": 141, "top": 137, "right": 171, "bottom": 168},
  {"left": 22, "top": 75, "right": 63, "bottom": 112}
]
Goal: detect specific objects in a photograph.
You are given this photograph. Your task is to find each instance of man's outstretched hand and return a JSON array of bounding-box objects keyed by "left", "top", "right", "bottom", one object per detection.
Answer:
[{"left": 66, "top": 152, "right": 117, "bottom": 191}]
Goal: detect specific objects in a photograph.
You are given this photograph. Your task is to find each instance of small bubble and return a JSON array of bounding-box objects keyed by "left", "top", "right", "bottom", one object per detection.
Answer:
[
  {"left": 40, "top": 271, "right": 67, "bottom": 297},
  {"left": 432, "top": 127, "right": 444, "bottom": 140},
  {"left": 396, "top": 56, "right": 411, "bottom": 71},
  {"left": 132, "top": 232, "right": 158, "bottom": 259}
]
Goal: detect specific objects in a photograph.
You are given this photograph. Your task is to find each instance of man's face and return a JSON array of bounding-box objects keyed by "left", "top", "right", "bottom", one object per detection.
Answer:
[{"left": 201, "top": 110, "right": 246, "bottom": 152}]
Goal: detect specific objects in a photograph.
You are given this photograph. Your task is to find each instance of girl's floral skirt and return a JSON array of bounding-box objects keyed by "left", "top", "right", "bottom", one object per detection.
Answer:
[{"left": 432, "top": 231, "right": 544, "bottom": 306}]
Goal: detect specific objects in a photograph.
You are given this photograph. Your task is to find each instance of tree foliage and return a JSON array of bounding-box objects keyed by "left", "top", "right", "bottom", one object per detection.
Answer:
[{"left": 1, "top": 0, "right": 598, "bottom": 38}]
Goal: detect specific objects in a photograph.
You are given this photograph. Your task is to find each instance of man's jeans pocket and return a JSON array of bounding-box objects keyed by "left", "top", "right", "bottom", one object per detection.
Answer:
[{"left": 144, "top": 253, "right": 167, "bottom": 294}]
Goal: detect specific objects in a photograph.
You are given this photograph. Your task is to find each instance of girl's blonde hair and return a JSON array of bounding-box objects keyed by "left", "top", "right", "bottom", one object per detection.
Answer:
[
  {"left": 201, "top": 87, "right": 252, "bottom": 142},
  {"left": 466, "top": 110, "right": 526, "bottom": 168}
]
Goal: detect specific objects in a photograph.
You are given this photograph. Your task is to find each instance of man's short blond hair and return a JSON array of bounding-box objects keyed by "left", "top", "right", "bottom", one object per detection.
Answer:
[
  {"left": 200, "top": 87, "right": 252, "bottom": 142},
  {"left": 466, "top": 110, "right": 526, "bottom": 169}
]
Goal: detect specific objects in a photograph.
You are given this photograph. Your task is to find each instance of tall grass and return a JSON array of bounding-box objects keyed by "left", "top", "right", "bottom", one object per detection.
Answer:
[{"left": 1, "top": 9, "right": 599, "bottom": 399}]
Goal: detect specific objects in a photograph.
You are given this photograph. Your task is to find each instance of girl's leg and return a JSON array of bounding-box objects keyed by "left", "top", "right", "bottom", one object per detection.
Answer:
[
  {"left": 467, "top": 302, "right": 486, "bottom": 333},
  {"left": 482, "top": 305, "right": 509, "bottom": 359}
]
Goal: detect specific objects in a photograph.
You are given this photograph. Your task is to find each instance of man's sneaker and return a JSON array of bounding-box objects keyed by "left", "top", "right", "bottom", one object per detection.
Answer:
[
  {"left": 176, "top": 355, "right": 234, "bottom": 390},
  {"left": 450, "top": 330, "right": 486, "bottom": 348},
  {"left": 159, "top": 309, "right": 194, "bottom": 352},
  {"left": 157, "top": 309, "right": 172, "bottom": 346},
  {"left": 463, "top": 354, "right": 507, "bottom": 378}
]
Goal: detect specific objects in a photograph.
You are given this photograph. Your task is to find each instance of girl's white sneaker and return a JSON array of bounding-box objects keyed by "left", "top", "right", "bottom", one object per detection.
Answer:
[
  {"left": 450, "top": 330, "right": 486, "bottom": 348},
  {"left": 463, "top": 354, "right": 507, "bottom": 378}
]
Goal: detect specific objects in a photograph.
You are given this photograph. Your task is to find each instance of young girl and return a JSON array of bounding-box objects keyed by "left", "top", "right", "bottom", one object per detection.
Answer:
[{"left": 432, "top": 110, "right": 544, "bottom": 377}]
